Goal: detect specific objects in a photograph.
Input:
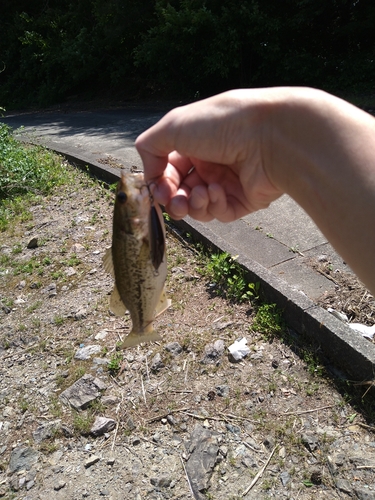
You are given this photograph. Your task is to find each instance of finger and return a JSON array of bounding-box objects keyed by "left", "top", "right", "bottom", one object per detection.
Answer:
[
  {"left": 187, "top": 185, "right": 214, "bottom": 222},
  {"left": 165, "top": 187, "right": 190, "bottom": 220},
  {"left": 207, "top": 183, "right": 235, "bottom": 222}
]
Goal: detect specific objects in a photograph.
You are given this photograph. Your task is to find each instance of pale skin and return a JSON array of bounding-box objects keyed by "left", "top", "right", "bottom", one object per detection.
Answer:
[{"left": 135, "top": 87, "right": 375, "bottom": 295}]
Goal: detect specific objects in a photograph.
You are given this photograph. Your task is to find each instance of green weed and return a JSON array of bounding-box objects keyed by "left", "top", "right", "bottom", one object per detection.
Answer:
[
  {"left": 0, "top": 123, "right": 74, "bottom": 230},
  {"left": 205, "top": 251, "right": 260, "bottom": 302},
  {"left": 251, "top": 303, "right": 284, "bottom": 337},
  {"left": 73, "top": 410, "right": 95, "bottom": 435},
  {"left": 107, "top": 353, "right": 123, "bottom": 375}
]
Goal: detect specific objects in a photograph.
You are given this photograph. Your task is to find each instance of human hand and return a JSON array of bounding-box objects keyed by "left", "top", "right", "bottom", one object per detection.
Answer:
[{"left": 135, "top": 89, "right": 283, "bottom": 222}]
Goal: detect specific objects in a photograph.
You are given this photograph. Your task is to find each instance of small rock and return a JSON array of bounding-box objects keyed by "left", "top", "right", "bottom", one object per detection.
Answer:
[
  {"left": 336, "top": 478, "right": 352, "bottom": 494},
  {"left": 280, "top": 471, "right": 290, "bottom": 486},
  {"left": 216, "top": 385, "right": 230, "bottom": 397},
  {"left": 95, "top": 330, "right": 109, "bottom": 340},
  {"left": 27, "top": 238, "right": 38, "bottom": 249},
  {"left": 150, "top": 353, "right": 164, "bottom": 372},
  {"left": 91, "top": 416, "right": 116, "bottom": 437},
  {"left": 165, "top": 342, "right": 183, "bottom": 356},
  {"left": 354, "top": 487, "right": 375, "bottom": 500},
  {"left": 26, "top": 480, "right": 35, "bottom": 491},
  {"left": 185, "top": 424, "right": 220, "bottom": 496},
  {"left": 33, "top": 420, "right": 61, "bottom": 443},
  {"left": 93, "top": 357, "right": 109, "bottom": 366},
  {"left": 61, "top": 425, "right": 74, "bottom": 438},
  {"left": 3, "top": 406, "right": 14, "bottom": 418},
  {"left": 54, "top": 480, "right": 66, "bottom": 491},
  {"left": 74, "top": 308, "right": 88, "bottom": 320},
  {"left": 166, "top": 414, "right": 176, "bottom": 425},
  {"left": 93, "top": 378, "right": 107, "bottom": 391},
  {"left": 9, "top": 476, "right": 19, "bottom": 491},
  {"left": 225, "top": 423, "right": 241, "bottom": 435},
  {"left": 42, "top": 283, "right": 57, "bottom": 297},
  {"left": 218, "top": 446, "right": 228, "bottom": 458},
  {"left": 132, "top": 437, "right": 141, "bottom": 446},
  {"left": 150, "top": 475, "right": 172, "bottom": 488},
  {"left": 126, "top": 416, "right": 136, "bottom": 431},
  {"left": 152, "top": 433, "right": 160, "bottom": 443},
  {"left": 85, "top": 455, "right": 100, "bottom": 468},
  {"left": 200, "top": 340, "right": 225, "bottom": 365},
  {"left": 71, "top": 243, "right": 85, "bottom": 253},
  {"left": 101, "top": 395, "right": 120, "bottom": 406},
  {"left": 65, "top": 267, "right": 76, "bottom": 277},
  {"left": 59, "top": 374, "right": 102, "bottom": 410},
  {"left": 8, "top": 447, "right": 40, "bottom": 474},
  {"left": 241, "top": 454, "right": 257, "bottom": 468},
  {"left": 301, "top": 432, "right": 319, "bottom": 452},
  {"left": 74, "top": 345, "right": 102, "bottom": 360}
]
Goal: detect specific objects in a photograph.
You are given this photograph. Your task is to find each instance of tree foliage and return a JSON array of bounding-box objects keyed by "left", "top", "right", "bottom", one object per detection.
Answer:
[{"left": 0, "top": 0, "right": 373, "bottom": 107}]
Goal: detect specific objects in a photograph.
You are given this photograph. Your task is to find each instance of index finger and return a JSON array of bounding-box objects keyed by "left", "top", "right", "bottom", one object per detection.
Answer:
[{"left": 135, "top": 110, "right": 179, "bottom": 181}]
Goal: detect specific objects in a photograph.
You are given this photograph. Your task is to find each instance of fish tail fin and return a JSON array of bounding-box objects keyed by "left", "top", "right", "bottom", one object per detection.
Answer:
[{"left": 122, "top": 325, "right": 162, "bottom": 348}]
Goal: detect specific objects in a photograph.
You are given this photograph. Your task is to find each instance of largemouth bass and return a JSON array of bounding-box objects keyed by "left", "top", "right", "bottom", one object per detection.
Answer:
[{"left": 103, "top": 171, "right": 170, "bottom": 347}]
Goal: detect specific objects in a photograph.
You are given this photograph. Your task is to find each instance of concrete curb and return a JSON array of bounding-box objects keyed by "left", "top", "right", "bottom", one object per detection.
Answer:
[{"left": 45, "top": 145, "right": 375, "bottom": 381}]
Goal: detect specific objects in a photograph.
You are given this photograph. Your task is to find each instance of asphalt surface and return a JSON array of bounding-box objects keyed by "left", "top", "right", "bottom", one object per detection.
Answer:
[{"left": 3, "top": 104, "right": 375, "bottom": 380}]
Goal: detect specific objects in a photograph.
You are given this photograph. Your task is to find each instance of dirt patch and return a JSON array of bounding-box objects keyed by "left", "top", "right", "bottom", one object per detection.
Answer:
[
  {"left": 1, "top": 164, "right": 375, "bottom": 499},
  {"left": 310, "top": 258, "right": 375, "bottom": 327}
]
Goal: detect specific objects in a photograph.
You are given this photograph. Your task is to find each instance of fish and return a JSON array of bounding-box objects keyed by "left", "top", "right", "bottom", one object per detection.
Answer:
[{"left": 103, "top": 171, "right": 171, "bottom": 347}]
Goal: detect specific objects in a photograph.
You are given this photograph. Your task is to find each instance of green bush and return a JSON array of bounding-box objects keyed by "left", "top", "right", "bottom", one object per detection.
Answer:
[
  {"left": 205, "top": 251, "right": 259, "bottom": 302},
  {"left": 0, "top": 123, "right": 70, "bottom": 230}
]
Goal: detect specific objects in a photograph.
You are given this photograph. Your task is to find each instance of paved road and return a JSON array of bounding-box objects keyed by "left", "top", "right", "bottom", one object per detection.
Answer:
[{"left": 3, "top": 105, "right": 349, "bottom": 301}]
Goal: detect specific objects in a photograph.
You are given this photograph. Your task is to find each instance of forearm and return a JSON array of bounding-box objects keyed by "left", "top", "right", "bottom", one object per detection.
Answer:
[{"left": 263, "top": 88, "right": 375, "bottom": 293}]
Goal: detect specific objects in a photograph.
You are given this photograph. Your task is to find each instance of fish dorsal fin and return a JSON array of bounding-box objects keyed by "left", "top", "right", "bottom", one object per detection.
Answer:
[
  {"left": 155, "top": 286, "right": 171, "bottom": 318},
  {"left": 109, "top": 284, "right": 127, "bottom": 316},
  {"left": 103, "top": 247, "right": 114, "bottom": 277}
]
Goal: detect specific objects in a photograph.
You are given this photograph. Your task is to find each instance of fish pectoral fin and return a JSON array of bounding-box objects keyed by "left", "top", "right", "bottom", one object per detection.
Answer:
[
  {"left": 103, "top": 247, "right": 114, "bottom": 277},
  {"left": 155, "top": 287, "right": 171, "bottom": 318},
  {"left": 122, "top": 328, "right": 162, "bottom": 348},
  {"left": 109, "top": 285, "right": 127, "bottom": 316}
]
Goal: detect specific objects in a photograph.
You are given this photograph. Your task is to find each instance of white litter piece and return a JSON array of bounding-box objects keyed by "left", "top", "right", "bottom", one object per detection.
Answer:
[
  {"left": 327, "top": 308, "right": 349, "bottom": 323},
  {"left": 349, "top": 323, "right": 375, "bottom": 340},
  {"left": 228, "top": 337, "right": 250, "bottom": 361},
  {"left": 327, "top": 307, "right": 375, "bottom": 339}
]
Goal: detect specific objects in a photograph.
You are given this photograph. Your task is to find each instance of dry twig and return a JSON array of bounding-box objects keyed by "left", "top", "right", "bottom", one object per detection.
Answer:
[
  {"left": 180, "top": 455, "right": 197, "bottom": 499},
  {"left": 242, "top": 445, "right": 278, "bottom": 497},
  {"left": 146, "top": 407, "right": 190, "bottom": 424},
  {"left": 282, "top": 404, "right": 336, "bottom": 416}
]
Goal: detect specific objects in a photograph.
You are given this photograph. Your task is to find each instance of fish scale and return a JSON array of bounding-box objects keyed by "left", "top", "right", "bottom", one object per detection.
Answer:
[{"left": 103, "top": 171, "right": 171, "bottom": 347}]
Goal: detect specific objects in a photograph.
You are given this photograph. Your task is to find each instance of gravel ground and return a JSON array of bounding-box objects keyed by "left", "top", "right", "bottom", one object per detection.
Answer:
[{"left": 1, "top": 162, "right": 375, "bottom": 500}]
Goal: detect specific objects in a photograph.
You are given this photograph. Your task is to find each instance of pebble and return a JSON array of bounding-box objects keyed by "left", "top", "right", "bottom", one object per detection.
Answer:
[
  {"left": 164, "top": 342, "right": 183, "bottom": 356},
  {"left": 280, "top": 471, "right": 290, "bottom": 486},
  {"left": 90, "top": 416, "right": 116, "bottom": 436},
  {"left": 74, "top": 344, "right": 101, "bottom": 360},
  {"left": 216, "top": 385, "right": 230, "bottom": 397},
  {"left": 150, "top": 475, "right": 173, "bottom": 488},
  {"left": 200, "top": 340, "right": 225, "bottom": 365},
  {"left": 150, "top": 353, "right": 164, "bottom": 372},
  {"left": 54, "top": 480, "right": 66, "bottom": 491},
  {"left": 85, "top": 455, "right": 100, "bottom": 468}
]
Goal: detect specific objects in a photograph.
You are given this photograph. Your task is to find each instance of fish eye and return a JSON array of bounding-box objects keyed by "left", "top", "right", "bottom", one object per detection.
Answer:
[{"left": 117, "top": 191, "right": 127, "bottom": 203}]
